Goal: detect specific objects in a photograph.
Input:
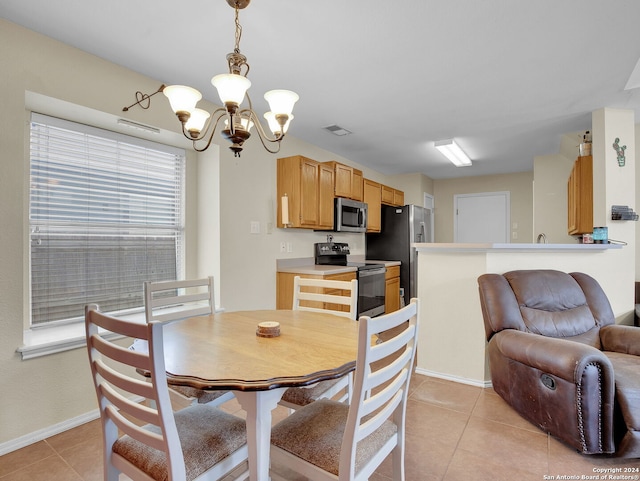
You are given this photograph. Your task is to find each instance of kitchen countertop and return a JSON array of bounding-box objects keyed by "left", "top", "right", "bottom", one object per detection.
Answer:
[
  {"left": 276, "top": 257, "right": 400, "bottom": 275},
  {"left": 413, "top": 242, "right": 623, "bottom": 252}
]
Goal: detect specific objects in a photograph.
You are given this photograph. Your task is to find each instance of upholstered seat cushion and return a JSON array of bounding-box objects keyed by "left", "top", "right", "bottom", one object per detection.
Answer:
[
  {"left": 170, "top": 385, "right": 231, "bottom": 405},
  {"left": 604, "top": 351, "right": 640, "bottom": 457},
  {"left": 280, "top": 378, "right": 343, "bottom": 406},
  {"left": 113, "top": 404, "right": 246, "bottom": 481},
  {"left": 271, "top": 398, "right": 397, "bottom": 476}
]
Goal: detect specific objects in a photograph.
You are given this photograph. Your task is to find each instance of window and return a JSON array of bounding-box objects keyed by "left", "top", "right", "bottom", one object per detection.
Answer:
[{"left": 29, "top": 113, "right": 186, "bottom": 326}]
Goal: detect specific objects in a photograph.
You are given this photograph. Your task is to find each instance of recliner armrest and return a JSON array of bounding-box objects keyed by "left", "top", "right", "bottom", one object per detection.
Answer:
[
  {"left": 600, "top": 324, "right": 640, "bottom": 356},
  {"left": 493, "top": 329, "right": 614, "bottom": 383}
]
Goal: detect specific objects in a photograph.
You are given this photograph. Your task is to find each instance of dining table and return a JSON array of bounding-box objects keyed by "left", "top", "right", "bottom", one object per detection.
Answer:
[{"left": 161, "top": 309, "right": 360, "bottom": 481}]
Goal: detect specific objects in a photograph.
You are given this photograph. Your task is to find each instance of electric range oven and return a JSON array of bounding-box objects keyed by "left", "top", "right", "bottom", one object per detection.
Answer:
[{"left": 315, "top": 242, "right": 386, "bottom": 318}]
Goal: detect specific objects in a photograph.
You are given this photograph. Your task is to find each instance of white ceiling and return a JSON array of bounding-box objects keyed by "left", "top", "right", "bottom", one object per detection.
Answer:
[{"left": 3, "top": 0, "right": 640, "bottom": 179}]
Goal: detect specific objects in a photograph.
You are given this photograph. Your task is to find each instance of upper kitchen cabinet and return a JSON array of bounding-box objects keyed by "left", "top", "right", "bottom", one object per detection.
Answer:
[
  {"left": 381, "top": 184, "right": 404, "bottom": 206},
  {"left": 567, "top": 155, "right": 593, "bottom": 235},
  {"left": 352, "top": 168, "right": 364, "bottom": 201},
  {"left": 323, "top": 161, "right": 364, "bottom": 201},
  {"left": 363, "top": 179, "right": 382, "bottom": 233},
  {"left": 278, "top": 155, "right": 334, "bottom": 229}
]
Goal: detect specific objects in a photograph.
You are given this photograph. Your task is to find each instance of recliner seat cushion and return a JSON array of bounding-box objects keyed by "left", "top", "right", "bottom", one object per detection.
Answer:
[{"left": 605, "top": 351, "right": 640, "bottom": 458}]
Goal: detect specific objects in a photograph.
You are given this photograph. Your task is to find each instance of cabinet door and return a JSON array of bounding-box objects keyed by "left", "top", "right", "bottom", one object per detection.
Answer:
[
  {"left": 385, "top": 276, "right": 400, "bottom": 314},
  {"left": 393, "top": 189, "right": 404, "bottom": 206},
  {"left": 567, "top": 156, "right": 592, "bottom": 235},
  {"left": 334, "top": 163, "right": 353, "bottom": 198},
  {"left": 381, "top": 184, "right": 394, "bottom": 205},
  {"left": 352, "top": 169, "right": 364, "bottom": 201},
  {"left": 364, "top": 179, "right": 381, "bottom": 232},
  {"left": 300, "top": 158, "right": 320, "bottom": 227},
  {"left": 318, "top": 164, "right": 335, "bottom": 229},
  {"left": 567, "top": 168, "right": 577, "bottom": 234}
]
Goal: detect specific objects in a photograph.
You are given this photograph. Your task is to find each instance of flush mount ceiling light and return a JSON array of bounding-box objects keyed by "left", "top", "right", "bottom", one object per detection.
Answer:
[
  {"left": 434, "top": 139, "right": 472, "bottom": 167},
  {"left": 122, "top": 0, "right": 298, "bottom": 157}
]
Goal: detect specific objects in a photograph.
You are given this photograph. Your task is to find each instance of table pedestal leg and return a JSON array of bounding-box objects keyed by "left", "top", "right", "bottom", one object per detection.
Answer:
[{"left": 234, "top": 388, "right": 286, "bottom": 481}]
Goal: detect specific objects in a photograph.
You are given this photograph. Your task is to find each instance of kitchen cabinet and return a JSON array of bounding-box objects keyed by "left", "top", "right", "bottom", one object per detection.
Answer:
[
  {"left": 276, "top": 271, "right": 356, "bottom": 312},
  {"left": 277, "top": 155, "right": 334, "bottom": 229},
  {"left": 385, "top": 265, "right": 401, "bottom": 314},
  {"left": 381, "top": 184, "right": 405, "bottom": 206},
  {"left": 323, "top": 161, "right": 364, "bottom": 201},
  {"left": 381, "top": 184, "right": 394, "bottom": 205},
  {"left": 567, "top": 155, "right": 593, "bottom": 235},
  {"left": 363, "top": 179, "right": 382, "bottom": 233}
]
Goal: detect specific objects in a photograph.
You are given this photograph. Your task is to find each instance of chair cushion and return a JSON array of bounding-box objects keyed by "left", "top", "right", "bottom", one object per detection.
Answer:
[
  {"left": 280, "top": 378, "right": 343, "bottom": 406},
  {"left": 170, "top": 385, "right": 231, "bottom": 405},
  {"left": 113, "top": 404, "right": 246, "bottom": 481},
  {"left": 271, "top": 398, "right": 397, "bottom": 476}
]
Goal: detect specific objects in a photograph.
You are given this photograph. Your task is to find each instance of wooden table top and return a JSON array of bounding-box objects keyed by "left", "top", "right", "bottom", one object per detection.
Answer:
[{"left": 161, "top": 309, "right": 359, "bottom": 392}]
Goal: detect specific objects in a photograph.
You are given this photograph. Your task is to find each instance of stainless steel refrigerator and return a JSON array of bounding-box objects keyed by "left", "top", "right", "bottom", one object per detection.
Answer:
[{"left": 365, "top": 204, "right": 431, "bottom": 307}]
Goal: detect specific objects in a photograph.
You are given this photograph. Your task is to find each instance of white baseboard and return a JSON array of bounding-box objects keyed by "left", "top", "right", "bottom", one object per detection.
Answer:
[
  {"left": 414, "top": 367, "right": 493, "bottom": 389},
  {"left": 0, "top": 409, "right": 101, "bottom": 456}
]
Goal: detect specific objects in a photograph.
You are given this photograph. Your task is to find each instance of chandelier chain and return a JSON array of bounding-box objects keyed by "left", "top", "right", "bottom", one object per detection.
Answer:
[{"left": 234, "top": 6, "right": 242, "bottom": 54}]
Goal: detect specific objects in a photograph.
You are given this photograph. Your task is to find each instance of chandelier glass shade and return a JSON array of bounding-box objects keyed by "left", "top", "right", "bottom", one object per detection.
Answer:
[{"left": 161, "top": 0, "right": 299, "bottom": 156}]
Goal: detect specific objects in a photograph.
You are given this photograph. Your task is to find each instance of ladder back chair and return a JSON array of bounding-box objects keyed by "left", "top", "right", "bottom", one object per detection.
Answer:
[
  {"left": 143, "top": 277, "right": 235, "bottom": 407},
  {"left": 279, "top": 276, "right": 358, "bottom": 410},
  {"left": 85, "top": 304, "right": 249, "bottom": 481},
  {"left": 270, "top": 298, "right": 420, "bottom": 481}
]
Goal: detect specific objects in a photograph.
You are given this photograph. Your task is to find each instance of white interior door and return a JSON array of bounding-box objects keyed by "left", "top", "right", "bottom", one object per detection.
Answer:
[{"left": 454, "top": 192, "right": 510, "bottom": 243}]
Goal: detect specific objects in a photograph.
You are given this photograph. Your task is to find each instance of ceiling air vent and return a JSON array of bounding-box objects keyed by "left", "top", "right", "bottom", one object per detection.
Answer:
[{"left": 324, "top": 124, "right": 352, "bottom": 136}]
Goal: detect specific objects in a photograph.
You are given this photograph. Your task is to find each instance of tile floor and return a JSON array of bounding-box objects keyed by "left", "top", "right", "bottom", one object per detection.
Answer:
[{"left": 1, "top": 374, "right": 638, "bottom": 481}]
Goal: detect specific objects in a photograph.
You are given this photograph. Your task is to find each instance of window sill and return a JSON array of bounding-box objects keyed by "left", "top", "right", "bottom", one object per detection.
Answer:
[
  {"left": 17, "top": 306, "right": 224, "bottom": 360},
  {"left": 16, "top": 314, "right": 144, "bottom": 360}
]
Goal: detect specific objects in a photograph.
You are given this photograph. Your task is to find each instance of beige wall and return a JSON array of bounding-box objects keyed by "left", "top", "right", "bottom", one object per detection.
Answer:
[
  {"left": 432, "top": 172, "right": 534, "bottom": 243},
  {"left": 386, "top": 172, "right": 434, "bottom": 206},
  {"left": 533, "top": 153, "right": 575, "bottom": 244}
]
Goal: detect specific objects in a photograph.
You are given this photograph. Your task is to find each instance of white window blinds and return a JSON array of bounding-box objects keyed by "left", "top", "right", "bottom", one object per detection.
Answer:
[{"left": 29, "top": 113, "right": 186, "bottom": 326}]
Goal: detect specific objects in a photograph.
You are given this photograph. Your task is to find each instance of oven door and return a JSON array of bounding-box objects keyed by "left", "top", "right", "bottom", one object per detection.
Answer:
[{"left": 357, "top": 267, "right": 386, "bottom": 318}]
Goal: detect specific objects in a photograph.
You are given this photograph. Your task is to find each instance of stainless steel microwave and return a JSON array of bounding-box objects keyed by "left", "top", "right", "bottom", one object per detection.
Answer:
[{"left": 334, "top": 197, "right": 368, "bottom": 232}]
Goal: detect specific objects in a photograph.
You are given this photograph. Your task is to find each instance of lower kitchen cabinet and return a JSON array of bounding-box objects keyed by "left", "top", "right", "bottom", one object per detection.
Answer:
[
  {"left": 276, "top": 271, "right": 357, "bottom": 312},
  {"left": 384, "top": 265, "right": 401, "bottom": 314}
]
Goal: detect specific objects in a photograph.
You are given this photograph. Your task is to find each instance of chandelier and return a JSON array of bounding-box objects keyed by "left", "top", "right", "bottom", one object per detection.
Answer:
[{"left": 122, "top": 0, "right": 299, "bottom": 157}]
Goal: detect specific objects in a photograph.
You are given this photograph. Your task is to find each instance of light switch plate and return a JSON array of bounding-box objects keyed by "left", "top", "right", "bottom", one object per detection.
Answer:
[{"left": 250, "top": 221, "right": 260, "bottom": 234}]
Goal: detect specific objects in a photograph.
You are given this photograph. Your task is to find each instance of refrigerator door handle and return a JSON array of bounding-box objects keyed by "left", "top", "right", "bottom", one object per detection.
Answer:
[{"left": 418, "top": 221, "right": 426, "bottom": 242}]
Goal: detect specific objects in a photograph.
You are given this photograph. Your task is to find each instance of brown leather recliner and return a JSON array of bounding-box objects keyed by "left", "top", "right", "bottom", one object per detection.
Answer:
[{"left": 478, "top": 269, "right": 640, "bottom": 457}]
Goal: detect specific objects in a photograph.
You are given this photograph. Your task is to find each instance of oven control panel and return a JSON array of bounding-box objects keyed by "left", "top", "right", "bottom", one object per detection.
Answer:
[{"left": 315, "top": 242, "right": 350, "bottom": 255}]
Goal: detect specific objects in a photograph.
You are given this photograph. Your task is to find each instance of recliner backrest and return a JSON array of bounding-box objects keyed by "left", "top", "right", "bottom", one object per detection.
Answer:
[{"left": 479, "top": 270, "right": 615, "bottom": 346}]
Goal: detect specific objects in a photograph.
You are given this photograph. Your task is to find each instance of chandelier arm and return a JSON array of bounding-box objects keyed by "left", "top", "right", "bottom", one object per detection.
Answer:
[
  {"left": 241, "top": 110, "right": 282, "bottom": 154},
  {"left": 190, "top": 111, "right": 229, "bottom": 152}
]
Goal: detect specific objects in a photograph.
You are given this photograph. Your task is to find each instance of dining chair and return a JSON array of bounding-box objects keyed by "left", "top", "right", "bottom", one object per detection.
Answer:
[
  {"left": 270, "top": 298, "right": 419, "bottom": 481},
  {"left": 278, "top": 276, "right": 358, "bottom": 410},
  {"left": 85, "top": 304, "right": 249, "bottom": 481},
  {"left": 143, "top": 277, "right": 235, "bottom": 408}
]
